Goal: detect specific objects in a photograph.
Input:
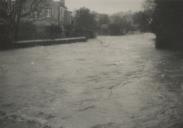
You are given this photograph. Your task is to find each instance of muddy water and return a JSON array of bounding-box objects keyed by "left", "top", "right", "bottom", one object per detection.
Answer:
[{"left": 1, "top": 33, "right": 183, "bottom": 128}]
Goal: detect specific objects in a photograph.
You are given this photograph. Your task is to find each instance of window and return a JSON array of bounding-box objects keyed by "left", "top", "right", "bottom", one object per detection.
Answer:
[{"left": 46, "top": 8, "right": 52, "bottom": 18}]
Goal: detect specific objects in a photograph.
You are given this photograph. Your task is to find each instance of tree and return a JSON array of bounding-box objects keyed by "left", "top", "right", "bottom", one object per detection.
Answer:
[
  {"left": 73, "top": 8, "right": 97, "bottom": 38},
  {"left": 97, "top": 14, "right": 110, "bottom": 25},
  {"left": 0, "top": 0, "right": 48, "bottom": 46},
  {"left": 108, "top": 14, "right": 135, "bottom": 35},
  {"left": 108, "top": 15, "right": 123, "bottom": 35},
  {"left": 0, "top": 0, "right": 14, "bottom": 46},
  {"left": 131, "top": 0, "right": 154, "bottom": 32},
  {"left": 96, "top": 14, "right": 110, "bottom": 35},
  {"left": 152, "top": 0, "right": 183, "bottom": 49},
  {"left": 133, "top": 11, "right": 152, "bottom": 32},
  {"left": 97, "top": 14, "right": 110, "bottom": 34},
  {"left": 143, "top": 0, "right": 155, "bottom": 12}
]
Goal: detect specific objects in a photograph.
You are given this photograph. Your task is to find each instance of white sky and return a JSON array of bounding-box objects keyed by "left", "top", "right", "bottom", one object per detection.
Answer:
[{"left": 65, "top": 0, "right": 146, "bottom": 14}]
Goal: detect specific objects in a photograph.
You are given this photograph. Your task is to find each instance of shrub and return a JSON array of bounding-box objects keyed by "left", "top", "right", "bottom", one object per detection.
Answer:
[
  {"left": 17, "top": 21, "right": 37, "bottom": 40},
  {"left": 0, "top": 19, "right": 12, "bottom": 49}
]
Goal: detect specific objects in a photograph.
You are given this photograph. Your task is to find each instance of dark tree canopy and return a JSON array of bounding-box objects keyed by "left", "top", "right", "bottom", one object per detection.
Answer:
[
  {"left": 152, "top": 0, "right": 183, "bottom": 49},
  {"left": 74, "top": 8, "right": 97, "bottom": 38}
]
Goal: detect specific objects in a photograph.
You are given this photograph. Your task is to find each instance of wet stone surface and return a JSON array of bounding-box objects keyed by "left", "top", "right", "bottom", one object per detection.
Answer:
[{"left": 1, "top": 33, "right": 183, "bottom": 128}]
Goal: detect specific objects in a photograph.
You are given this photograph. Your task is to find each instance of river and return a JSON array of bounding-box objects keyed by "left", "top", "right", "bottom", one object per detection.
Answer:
[{"left": 0, "top": 33, "right": 183, "bottom": 128}]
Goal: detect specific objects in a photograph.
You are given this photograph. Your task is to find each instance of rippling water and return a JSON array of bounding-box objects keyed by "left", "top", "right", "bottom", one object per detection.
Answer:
[{"left": 0, "top": 33, "right": 183, "bottom": 128}]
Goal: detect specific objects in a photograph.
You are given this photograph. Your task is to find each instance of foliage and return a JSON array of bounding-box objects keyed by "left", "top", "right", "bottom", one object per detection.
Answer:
[
  {"left": 17, "top": 22, "right": 64, "bottom": 40},
  {"left": 96, "top": 14, "right": 110, "bottom": 35},
  {"left": 97, "top": 14, "right": 110, "bottom": 25},
  {"left": 96, "top": 8, "right": 153, "bottom": 36},
  {"left": 64, "top": 24, "right": 75, "bottom": 37},
  {"left": 0, "top": 19, "right": 11, "bottom": 49},
  {"left": 46, "top": 24, "right": 63, "bottom": 39},
  {"left": 0, "top": 0, "right": 48, "bottom": 47},
  {"left": 16, "top": 21, "right": 36, "bottom": 40},
  {"left": 73, "top": 8, "right": 97, "bottom": 38},
  {"left": 133, "top": 11, "right": 152, "bottom": 32},
  {"left": 152, "top": 0, "right": 183, "bottom": 49}
]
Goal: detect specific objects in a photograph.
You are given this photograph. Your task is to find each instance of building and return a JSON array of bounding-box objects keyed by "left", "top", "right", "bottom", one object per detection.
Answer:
[
  {"left": 22, "top": 0, "right": 72, "bottom": 38},
  {"left": 64, "top": 10, "right": 72, "bottom": 25},
  {"left": 30, "top": 0, "right": 72, "bottom": 26}
]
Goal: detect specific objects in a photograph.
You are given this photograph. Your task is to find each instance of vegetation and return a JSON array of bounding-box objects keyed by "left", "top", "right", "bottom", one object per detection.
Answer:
[
  {"left": 96, "top": 14, "right": 110, "bottom": 35},
  {"left": 152, "top": 0, "right": 183, "bottom": 49},
  {"left": 96, "top": 10, "right": 152, "bottom": 36},
  {"left": 0, "top": 0, "right": 48, "bottom": 48},
  {"left": 0, "top": 1, "right": 154, "bottom": 49},
  {"left": 73, "top": 8, "right": 98, "bottom": 38}
]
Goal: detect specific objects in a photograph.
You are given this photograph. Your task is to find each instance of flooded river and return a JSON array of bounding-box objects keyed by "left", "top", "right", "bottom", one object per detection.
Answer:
[{"left": 0, "top": 33, "right": 183, "bottom": 128}]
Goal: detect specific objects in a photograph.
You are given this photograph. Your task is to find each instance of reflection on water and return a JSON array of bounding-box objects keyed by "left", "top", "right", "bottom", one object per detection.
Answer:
[
  {"left": 155, "top": 52, "right": 183, "bottom": 91},
  {"left": 153, "top": 51, "right": 183, "bottom": 128}
]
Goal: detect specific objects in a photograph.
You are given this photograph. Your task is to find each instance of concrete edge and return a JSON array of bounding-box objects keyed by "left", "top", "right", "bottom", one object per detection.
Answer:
[{"left": 14, "top": 37, "right": 87, "bottom": 48}]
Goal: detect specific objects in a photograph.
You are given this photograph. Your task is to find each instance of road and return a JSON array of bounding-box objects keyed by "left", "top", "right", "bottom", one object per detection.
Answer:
[{"left": 0, "top": 33, "right": 183, "bottom": 128}]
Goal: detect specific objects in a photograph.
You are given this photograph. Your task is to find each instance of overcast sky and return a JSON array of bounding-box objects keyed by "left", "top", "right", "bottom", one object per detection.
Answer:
[{"left": 65, "top": 0, "right": 146, "bottom": 14}]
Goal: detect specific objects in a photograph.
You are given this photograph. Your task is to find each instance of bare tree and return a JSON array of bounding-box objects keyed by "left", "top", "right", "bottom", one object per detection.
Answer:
[{"left": 0, "top": 0, "right": 48, "bottom": 42}]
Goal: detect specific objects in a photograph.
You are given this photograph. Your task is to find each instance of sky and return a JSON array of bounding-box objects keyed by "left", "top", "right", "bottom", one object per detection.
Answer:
[{"left": 65, "top": 0, "right": 146, "bottom": 14}]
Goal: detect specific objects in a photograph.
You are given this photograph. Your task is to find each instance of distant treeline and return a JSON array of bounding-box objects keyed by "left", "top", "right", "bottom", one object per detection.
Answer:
[
  {"left": 96, "top": 10, "right": 152, "bottom": 35},
  {"left": 64, "top": 6, "right": 154, "bottom": 38},
  {"left": 3, "top": 0, "right": 183, "bottom": 49},
  {"left": 71, "top": 6, "right": 153, "bottom": 37},
  {"left": 0, "top": 0, "right": 154, "bottom": 48},
  {"left": 77, "top": 0, "right": 183, "bottom": 49}
]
